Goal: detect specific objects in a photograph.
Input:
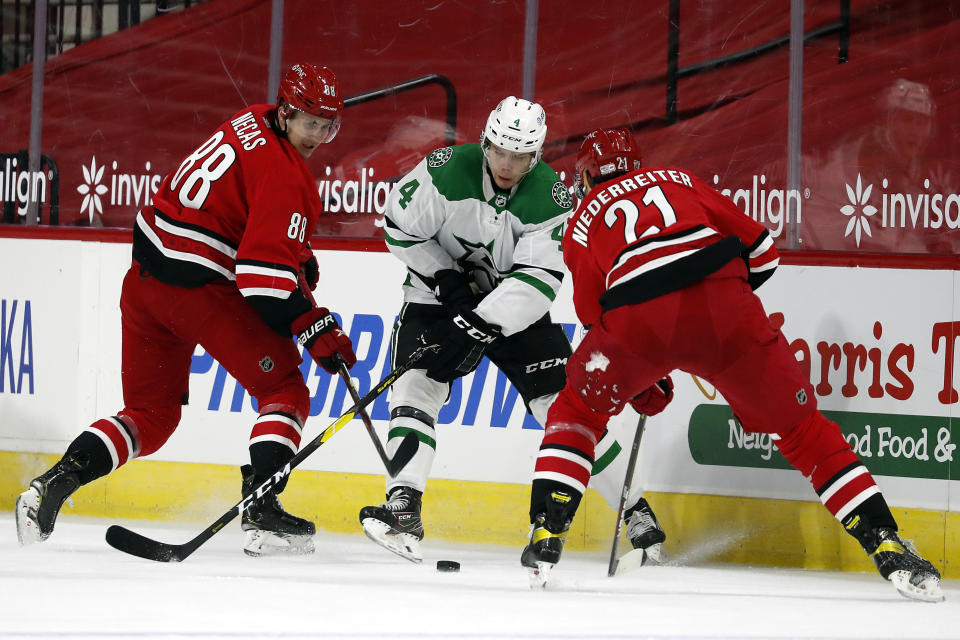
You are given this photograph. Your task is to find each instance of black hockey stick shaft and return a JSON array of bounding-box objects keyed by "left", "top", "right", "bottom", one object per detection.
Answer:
[
  {"left": 104, "top": 342, "right": 438, "bottom": 562},
  {"left": 301, "top": 272, "right": 419, "bottom": 476},
  {"left": 336, "top": 357, "right": 418, "bottom": 476},
  {"left": 607, "top": 412, "right": 648, "bottom": 577}
]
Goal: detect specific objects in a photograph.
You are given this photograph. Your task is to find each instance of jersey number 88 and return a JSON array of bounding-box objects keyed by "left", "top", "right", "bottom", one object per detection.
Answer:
[{"left": 170, "top": 131, "right": 237, "bottom": 209}]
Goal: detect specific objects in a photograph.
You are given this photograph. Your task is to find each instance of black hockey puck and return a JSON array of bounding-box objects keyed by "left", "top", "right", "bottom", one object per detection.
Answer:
[{"left": 436, "top": 560, "right": 460, "bottom": 572}]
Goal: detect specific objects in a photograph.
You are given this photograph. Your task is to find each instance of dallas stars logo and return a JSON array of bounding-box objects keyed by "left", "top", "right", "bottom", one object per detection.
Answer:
[
  {"left": 427, "top": 147, "right": 453, "bottom": 168},
  {"left": 552, "top": 181, "right": 573, "bottom": 209},
  {"left": 453, "top": 234, "right": 498, "bottom": 290}
]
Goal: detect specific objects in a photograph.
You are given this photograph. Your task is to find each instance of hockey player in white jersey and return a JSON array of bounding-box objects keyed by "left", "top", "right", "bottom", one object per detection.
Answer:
[{"left": 358, "top": 96, "right": 666, "bottom": 563}]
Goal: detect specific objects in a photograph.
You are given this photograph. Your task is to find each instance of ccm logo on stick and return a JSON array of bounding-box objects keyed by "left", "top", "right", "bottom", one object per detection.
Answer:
[{"left": 236, "top": 463, "right": 291, "bottom": 514}]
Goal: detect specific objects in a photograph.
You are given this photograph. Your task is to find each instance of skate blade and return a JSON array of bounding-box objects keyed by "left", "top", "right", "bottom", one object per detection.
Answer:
[
  {"left": 15, "top": 487, "right": 45, "bottom": 546},
  {"left": 889, "top": 569, "right": 945, "bottom": 602},
  {"left": 361, "top": 517, "right": 423, "bottom": 563},
  {"left": 643, "top": 542, "right": 666, "bottom": 565},
  {"left": 527, "top": 561, "right": 554, "bottom": 590},
  {"left": 242, "top": 529, "right": 315, "bottom": 557}
]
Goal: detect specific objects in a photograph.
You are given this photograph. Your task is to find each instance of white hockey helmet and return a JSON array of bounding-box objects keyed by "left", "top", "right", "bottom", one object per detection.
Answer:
[{"left": 481, "top": 96, "right": 547, "bottom": 171}]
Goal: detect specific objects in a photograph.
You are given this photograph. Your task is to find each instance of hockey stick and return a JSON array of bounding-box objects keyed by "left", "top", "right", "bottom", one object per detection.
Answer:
[
  {"left": 607, "top": 412, "right": 648, "bottom": 577},
  {"left": 297, "top": 270, "right": 419, "bottom": 477},
  {"left": 104, "top": 342, "right": 438, "bottom": 562},
  {"left": 336, "top": 357, "right": 418, "bottom": 477}
]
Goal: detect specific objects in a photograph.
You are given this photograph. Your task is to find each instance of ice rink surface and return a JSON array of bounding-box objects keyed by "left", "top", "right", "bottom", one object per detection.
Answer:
[{"left": 0, "top": 514, "right": 957, "bottom": 640}]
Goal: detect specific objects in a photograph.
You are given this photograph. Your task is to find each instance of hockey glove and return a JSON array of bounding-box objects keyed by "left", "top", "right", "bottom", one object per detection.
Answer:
[
  {"left": 300, "top": 243, "right": 319, "bottom": 291},
  {"left": 629, "top": 375, "right": 674, "bottom": 417},
  {"left": 433, "top": 269, "right": 477, "bottom": 312},
  {"left": 292, "top": 307, "right": 356, "bottom": 373},
  {"left": 422, "top": 309, "right": 500, "bottom": 383}
]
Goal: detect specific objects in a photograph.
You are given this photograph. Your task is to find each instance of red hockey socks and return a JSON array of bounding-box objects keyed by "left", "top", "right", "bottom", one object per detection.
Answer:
[
  {"left": 777, "top": 411, "right": 895, "bottom": 529},
  {"left": 529, "top": 422, "right": 598, "bottom": 522}
]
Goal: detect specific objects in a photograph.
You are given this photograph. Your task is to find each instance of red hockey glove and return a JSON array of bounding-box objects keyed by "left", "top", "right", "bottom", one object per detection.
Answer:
[
  {"left": 292, "top": 307, "right": 356, "bottom": 373},
  {"left": 300, "top": 243, "right": 319, "bottom": 291},
  {"left": 629, "top": 376, "right": 674, "bottom": 417},
  {"left": 433, "top": 269, "right": 477, "bottom": 312}
]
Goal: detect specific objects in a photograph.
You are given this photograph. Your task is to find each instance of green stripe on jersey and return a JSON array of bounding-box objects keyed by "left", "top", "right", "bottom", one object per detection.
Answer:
[
  {"left": 389, "top": 426, "right": 437, "bottom": 450},
  {"left": 506, "top": 272, "right": 556, "bottom": 301},
  {"left": 591, "top": 440, "right": 622, "bottom": 476},
  {"left": 384, "top": 230, "right": 425, "bottom": 248}
]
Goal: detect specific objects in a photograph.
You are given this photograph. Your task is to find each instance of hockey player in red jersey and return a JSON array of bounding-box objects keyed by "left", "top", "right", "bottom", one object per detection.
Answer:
[
  {"left": 521, "top": 128, "right": 943, "bottom": 601},
  {"left": 15, "top": 63, "right": 356, "bottom": 557}
]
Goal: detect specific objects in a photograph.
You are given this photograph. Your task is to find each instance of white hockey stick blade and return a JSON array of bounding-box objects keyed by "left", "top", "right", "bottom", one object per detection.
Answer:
[{"left": 613, "top": 548, "right": 648, "bottom": 576}]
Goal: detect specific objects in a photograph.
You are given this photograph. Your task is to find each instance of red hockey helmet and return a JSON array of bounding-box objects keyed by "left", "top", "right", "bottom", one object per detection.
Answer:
[
  {"left": 277, "top": 63, "right": 343, "bottom": 143},
  {"left": 574, "top": 128, "right": 643, "bottom": 198}
]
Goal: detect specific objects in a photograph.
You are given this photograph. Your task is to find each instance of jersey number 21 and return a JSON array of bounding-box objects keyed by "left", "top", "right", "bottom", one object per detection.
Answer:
[{"left": 605, "top": 185, "right": 677, "bottom": 243}]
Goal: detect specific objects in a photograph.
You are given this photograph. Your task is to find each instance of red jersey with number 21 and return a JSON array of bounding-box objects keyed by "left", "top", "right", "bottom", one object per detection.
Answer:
[
  {"left": 134, "top": 104, "right": 321, "bottom": 304},
  {"left": 562, "top": 166, "right": 780, "bottom": 327}
]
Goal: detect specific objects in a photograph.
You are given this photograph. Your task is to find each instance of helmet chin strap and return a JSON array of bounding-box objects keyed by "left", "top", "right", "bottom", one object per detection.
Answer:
[{"left": 272, "top": 105, "right": 291, "bottom": 141}]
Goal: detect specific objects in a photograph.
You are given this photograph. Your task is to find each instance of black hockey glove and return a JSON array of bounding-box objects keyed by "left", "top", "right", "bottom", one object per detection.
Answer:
[
  {"left": 422, "top": 309, "right": 500, "bottom": 383},
  {"left": 432, "top": 269, "right": 477, "bottom": 313}
]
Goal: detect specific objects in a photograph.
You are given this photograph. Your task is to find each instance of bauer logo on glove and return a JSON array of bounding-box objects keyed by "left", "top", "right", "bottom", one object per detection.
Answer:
[
  {"left": 296, "top": 313, "right": 338, "bottom": 347},
  {"left": 292, "top": 307, "right": 357, "bottom": 373}
]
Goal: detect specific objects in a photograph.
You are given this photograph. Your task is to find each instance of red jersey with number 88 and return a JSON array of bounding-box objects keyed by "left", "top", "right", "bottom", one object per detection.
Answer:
[
  {"left": 562, "top": 166, "right": 780, "bottom": 327},
  {"left": 133, "top": 104, "right": 321, "bottom": 304}
]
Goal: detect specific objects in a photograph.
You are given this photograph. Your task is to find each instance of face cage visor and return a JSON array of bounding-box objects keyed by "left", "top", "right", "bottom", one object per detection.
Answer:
[
  {"left": 480, "top": 136, "right": 541, "bottom": 174},
  {"left": 280, "top": 103, "right": 342, "bottom": 144}
]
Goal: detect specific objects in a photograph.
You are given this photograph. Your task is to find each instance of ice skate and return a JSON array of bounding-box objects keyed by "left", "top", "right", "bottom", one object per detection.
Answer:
[
  {"left": 240, "top": 465, "right": 315, "bottom": 557},
  {"left": 624, "top": 497, "right": 666, "bottom": 566},
  {"left": 865, "top": 528, "right": 943, "bottom": 602},
  {"left": 359, "top": 486, "right": 424, "bottom": 563},
  {"left": 846, "top": 515, "right": 943, "bottom": 602},
  {"left": 521, "top": 490, "right": 573, "bottom": 589},
  {"left": 16, "top": 455, "right": 85, "bottom": 545}
]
